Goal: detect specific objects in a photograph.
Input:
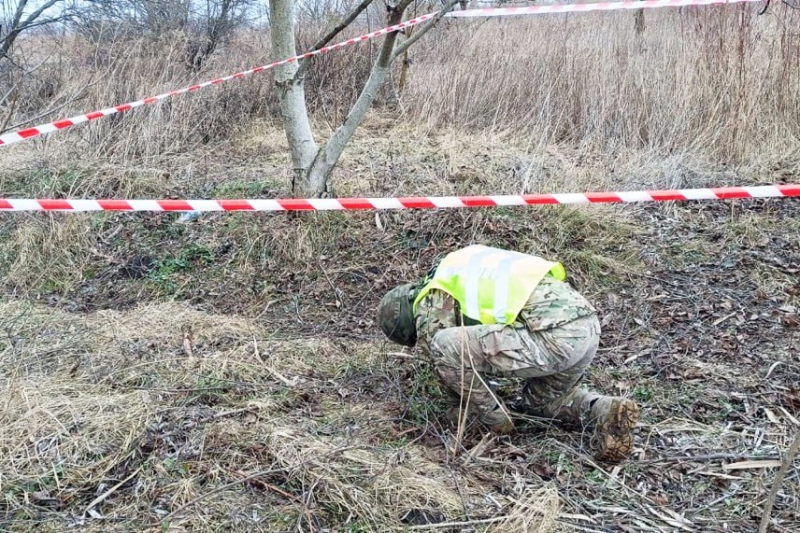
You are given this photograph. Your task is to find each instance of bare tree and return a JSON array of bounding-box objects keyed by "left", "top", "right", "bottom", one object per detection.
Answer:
[
  {"left": 186, "top": 0, "right": 258, "bottom": 71},
  {"left": 77, "top": 0, "right": 193, "bottom": 42},
  {"left": 0, "top": 0, "right": 74, "bottom": 60},
  {"left": 78, "top": 0, "right": 255, "bottom": 71},
  {"left": 270, "top": 0, "right": 458, "bottom": 196},
  {"left": 0, "top": 1, "right": 82, "bottom": 135}
]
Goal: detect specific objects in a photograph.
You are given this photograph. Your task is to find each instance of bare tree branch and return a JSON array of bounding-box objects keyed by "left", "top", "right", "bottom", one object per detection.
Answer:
[
  {"left": 6, "top": 0, "right": 30, "bottom": 37},
  {"left": 272, "top": 0, "right": 462, "bottom": 196},
  {"left": 296, "top": 0, "right": 376, "bottom": 79},
  {"left": 0, "top": 0, "right": 70, "bottom": 59},
  {"left": 392, "top": 0, "right": 459, "bottom": 62},
  {"left": 396, "top": 0, "right": 420, "bottom": 16},
  {"left": 302, "top": 0, "right": 449, "bottom": 194},
  {"left": 19, "top": 0, "right": 63, "bottom": 30}
]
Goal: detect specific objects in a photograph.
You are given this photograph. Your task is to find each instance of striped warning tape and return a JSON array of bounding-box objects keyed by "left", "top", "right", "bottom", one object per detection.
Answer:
[
  {"left": 0, "top": 0, "right": 761, "bottom": 148},
  {"left": 445, "top": 0, "right": 760, "bottom": 18},
  {"left": 1, "top": 185, "right": 796, "bottom": 212}
]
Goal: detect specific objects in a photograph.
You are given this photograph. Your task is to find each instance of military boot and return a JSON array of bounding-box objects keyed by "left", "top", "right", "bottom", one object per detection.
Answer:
[
  {"left": 588, "top": 396, "right": 640, "bottom": 463},
  {"left": 522, "top": 386, "right": 639, "bottom": 463}
]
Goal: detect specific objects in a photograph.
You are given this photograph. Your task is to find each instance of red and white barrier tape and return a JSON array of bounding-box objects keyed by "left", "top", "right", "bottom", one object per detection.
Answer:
[
  {"left": 1, "top": 185, "right": 796, "bottom": 212},
  {"left": 0, "top": 0, "right": 760, "bottom": 148},
  {"left": 445, "top": 0, "right": 760, "bottom": 18}
]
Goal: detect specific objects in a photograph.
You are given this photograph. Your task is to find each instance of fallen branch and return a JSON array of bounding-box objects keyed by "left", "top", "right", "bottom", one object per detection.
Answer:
[
  {"left": 407, "top": 515, "right": 507, "bottom": 530},
  {"left": 759, "top": 432, "right": 800, "bottom": 533},
  {"left": 640, "top": 452, "right": 782, "bottom": 464},
  {"left": 723, "top": 460, "right": 783, "bottom": 471}
]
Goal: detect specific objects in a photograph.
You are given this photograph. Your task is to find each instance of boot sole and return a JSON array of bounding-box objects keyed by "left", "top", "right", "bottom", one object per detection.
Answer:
[{"left": 594, "top": 399, "right": 640, "bottom": 463}]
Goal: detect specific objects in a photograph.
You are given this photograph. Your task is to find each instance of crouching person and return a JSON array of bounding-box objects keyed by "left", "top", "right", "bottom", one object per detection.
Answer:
[{"left": 377, "top": 245, "right": 639, "bottom": 463}]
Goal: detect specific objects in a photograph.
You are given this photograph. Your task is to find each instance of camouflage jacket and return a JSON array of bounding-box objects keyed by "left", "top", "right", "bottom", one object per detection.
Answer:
[{"left": 414, "top": 275, "right": 597, "bottom": 354}]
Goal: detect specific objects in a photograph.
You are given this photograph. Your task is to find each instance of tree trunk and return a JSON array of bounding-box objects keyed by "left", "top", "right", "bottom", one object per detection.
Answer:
[
  {"left": 2, "top": 0, "right": 71, "bottom": 60},
  {"left": 0, "top": 29, "right": 22, "bottom": 59},
  {"left": 0, "top": 0, "right": 29, "bottom": 59},
  {"left": 304, "top": 61, "right": 394, "bottom": 196},
  {"left": 270, "top": 0, "right": 458, "bottom": 197},
  {"left": 301, "top": 5, "right": 410, "bottom": 196},
  {"left": 269, "top": 0, "right": 318, "bottom": 195},
  {"left": 634, "top": 11, "right": 645, "bottom": 36}
]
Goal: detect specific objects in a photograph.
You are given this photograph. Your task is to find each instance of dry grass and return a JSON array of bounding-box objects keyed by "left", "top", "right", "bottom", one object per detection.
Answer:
[
  {"left": 0, "top": 121, "right": 798, "bottom": 531},
  {"left": 407, "top": 6, "right": 800, "bottom": 163},
  {"left": 0, "top": 300, "right": 565, "bottom": 531},
  {"left": 1, "top": 185, "right": 798, "bottom": 531},
  {"left": 1, "top": 4, "right": 799, "bottom": 532}
]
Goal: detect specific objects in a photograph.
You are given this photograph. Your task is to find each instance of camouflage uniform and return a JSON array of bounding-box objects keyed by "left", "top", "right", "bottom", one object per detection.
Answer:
[{"left": 415, "top": 275, "right": 634, "bottom": 458}]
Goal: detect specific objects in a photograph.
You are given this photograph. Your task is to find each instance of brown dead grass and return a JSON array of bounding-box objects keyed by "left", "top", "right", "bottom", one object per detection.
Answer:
[
  {"left": 2, "top": 189, "right": 799, "bottom": 531},
  {"left": 1, "top": 5, "right": 799, "bottom": 532},
  {"left": 0, "top": 300, "right": 565, "bottom": 532},
  {"left": 1, "top": 136, "right": 798, "bottom": 531},
  {"left": 407, "top": 6, "right": 800, "bottom": 163}
]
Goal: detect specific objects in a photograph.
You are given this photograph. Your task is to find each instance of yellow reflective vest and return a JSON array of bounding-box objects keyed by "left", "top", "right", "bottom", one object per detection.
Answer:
[{"left": 413, "top": 245, "right": 566, "bottom": 325}]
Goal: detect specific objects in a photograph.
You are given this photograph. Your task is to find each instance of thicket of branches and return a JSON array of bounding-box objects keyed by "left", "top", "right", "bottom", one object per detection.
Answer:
[{"left": 76, "top": 0, "right": 259, "bottom": 70}]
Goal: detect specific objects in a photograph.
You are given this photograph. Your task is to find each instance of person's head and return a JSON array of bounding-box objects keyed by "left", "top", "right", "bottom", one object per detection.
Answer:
[{"left": 376, "top": 283, "right": 418, "bottom": 347}]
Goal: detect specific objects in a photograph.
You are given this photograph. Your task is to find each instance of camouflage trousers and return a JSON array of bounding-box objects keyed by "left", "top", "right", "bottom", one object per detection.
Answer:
[{"left": 429, "top": 314, "right": 605, "bottom": 428}]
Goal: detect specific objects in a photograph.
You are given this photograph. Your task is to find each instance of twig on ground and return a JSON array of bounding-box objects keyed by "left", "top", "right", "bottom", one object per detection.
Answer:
[
  {"left": 407, "top": 515, "right": 507, "bottom": 530},
  {"left": 252, "top": 336, "right": 297, "bottom": 386},
  {"left": 319, "top": 263, "right": 344, "bottom": 309},
  {"left": 205, "top": 406, "right": 259, "bottom": 421},
  {"left": 558, "top": 522, "right": 615, "bottom": 533},
  {"left": 236, "top": 471, "right": 299, "bottom": 502},
  {"left": 759, "top": 432, "right": 800, "bottom": 533},
  {"left": 297, "top": 477, "right": 320, "bottom": 533},
  {"left": 237, "top": 469, "right": 315, "bottom": 531},
  {"left": 639, "top": 452, "right": 782, "bottom": 464},
  {"left": 723, "top": 460, "right": 783, "bottom": 471},
  {"left": 83, "top": 466, "right": 142, "bottom": 517},
  {"left": 447, "top": 460, "right": 471, "bottom": 522}
]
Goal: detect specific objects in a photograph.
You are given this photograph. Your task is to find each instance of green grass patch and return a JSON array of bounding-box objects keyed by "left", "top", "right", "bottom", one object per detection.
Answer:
[{"left": 148, "top": 244, "right": 215, "bottom": 295}]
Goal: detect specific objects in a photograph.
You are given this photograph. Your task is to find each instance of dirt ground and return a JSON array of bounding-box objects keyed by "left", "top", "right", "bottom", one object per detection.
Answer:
[{"left": 1, "top": 123, "right": 798, "bottom": 532}]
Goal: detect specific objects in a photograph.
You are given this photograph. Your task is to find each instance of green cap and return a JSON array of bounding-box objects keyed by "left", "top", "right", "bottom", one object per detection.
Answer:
[{"left": 377, "top": 283, "right": 418, "bottom": 347}]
